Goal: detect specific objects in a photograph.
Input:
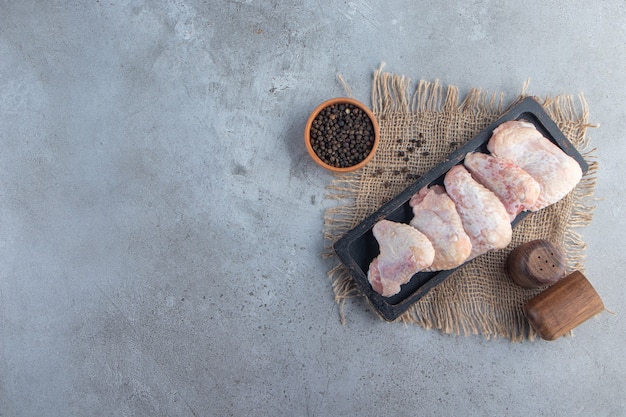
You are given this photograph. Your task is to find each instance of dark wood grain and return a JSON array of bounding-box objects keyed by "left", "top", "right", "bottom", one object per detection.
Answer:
[
  {"left": 523, "top": 271, "right": 604, "bottom": 340},
  {"left": 507, "top": 239, "right": 566, "bottom": 288}
]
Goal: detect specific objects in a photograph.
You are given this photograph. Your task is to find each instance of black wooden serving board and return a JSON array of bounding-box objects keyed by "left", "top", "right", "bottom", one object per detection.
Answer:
[{"left": 333, "top": 97, "right": 589, "bottom": 321}]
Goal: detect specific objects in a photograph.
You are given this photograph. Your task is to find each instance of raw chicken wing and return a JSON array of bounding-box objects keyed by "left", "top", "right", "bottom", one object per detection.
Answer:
[
  {"left": 487, "top": 120, "right": 582, "bottom": 210},
  {"left": 409, "top": 185, "right": 472, "bottom": 270},
  {"left": 464, "top": 152, "right": 541, "bottom": 221},
  {"left": 367, "top": 219, "right": 435, "bottom": 297},
  {"left": 444, "top": 165, "right": 512, "bottom": 259}
]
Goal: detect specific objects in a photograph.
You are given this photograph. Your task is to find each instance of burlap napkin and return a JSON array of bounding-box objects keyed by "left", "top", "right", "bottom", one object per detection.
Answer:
[{"left": 324, "top": 66, "right": 598, "bottom": 341}]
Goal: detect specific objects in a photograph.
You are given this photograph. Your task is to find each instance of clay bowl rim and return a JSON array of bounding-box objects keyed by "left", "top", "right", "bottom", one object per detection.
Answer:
[{"left": 304, "top": 97, "right": 380, "bottom": 173}]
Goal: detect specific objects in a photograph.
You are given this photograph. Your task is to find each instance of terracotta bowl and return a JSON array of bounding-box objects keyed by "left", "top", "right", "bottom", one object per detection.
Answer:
[{"left": 304, "top": 97, "right": 380, "bottom": 173}]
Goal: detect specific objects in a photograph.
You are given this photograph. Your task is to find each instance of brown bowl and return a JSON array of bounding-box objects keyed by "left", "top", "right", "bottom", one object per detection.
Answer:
[{"left": 304, "top": 97, "right": 380, "bottom": 173}]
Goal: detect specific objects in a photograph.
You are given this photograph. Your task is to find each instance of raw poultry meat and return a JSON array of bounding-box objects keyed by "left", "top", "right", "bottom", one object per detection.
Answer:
[
  {"left": 464, "top": 152, "right": 541, "bottom": 221},
  {"left": 367, "top": 219, "right": 435, "bottom": 297},
  {"left": 444, "top": 165, "right": 512, "bottom": 259},
  {"left": 487, "top": 120, "right": 582, "bottom": 210},
  {"left": 409, "top": 185, "right": 472, "bottom": 270}
]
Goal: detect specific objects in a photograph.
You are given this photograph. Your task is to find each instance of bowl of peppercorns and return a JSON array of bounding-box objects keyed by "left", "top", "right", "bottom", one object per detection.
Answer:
[{"left": 304, "top": 97, "right": 380, "bottom": 172}]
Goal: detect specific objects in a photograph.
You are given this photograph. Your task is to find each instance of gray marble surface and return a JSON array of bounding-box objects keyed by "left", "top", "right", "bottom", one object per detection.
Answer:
[{"left": 1, "top": 1, "right": 624, "bottom": 416}]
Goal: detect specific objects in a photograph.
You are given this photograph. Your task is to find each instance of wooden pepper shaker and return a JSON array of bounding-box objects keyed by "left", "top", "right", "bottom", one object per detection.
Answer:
[
  {"left": 507, "top": 239, "right": 566, "bottom": 288},
  {"left": 523, "top": 271, "right": 604, "bottom": 340}
]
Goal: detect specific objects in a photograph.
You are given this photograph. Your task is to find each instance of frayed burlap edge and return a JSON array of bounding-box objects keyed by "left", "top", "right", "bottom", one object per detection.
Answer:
[{"left": 323, "top": 64, "right": 598, "bottom": 340}]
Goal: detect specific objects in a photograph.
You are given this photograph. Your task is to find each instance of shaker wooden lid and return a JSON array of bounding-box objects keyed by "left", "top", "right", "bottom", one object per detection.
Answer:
[{"left": 507, "top": 239, "right": 566, "bottom": 288}]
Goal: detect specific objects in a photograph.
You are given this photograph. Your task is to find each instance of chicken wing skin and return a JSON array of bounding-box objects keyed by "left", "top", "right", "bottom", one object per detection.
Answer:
[
  {"left": 444, "top": 165, "right": 512, "bottom": 259},
  {"left": 367, "top": 219, "right": 435, "bottom": 297},
  {"left": 464, "top": 152, "right": 541, "bottom": 221},
  {"left": 409, "top": 185, "right": 472, "bottom": 271},
  {"left": 487, "top": 120, "right": 582, "bottom": 210}
]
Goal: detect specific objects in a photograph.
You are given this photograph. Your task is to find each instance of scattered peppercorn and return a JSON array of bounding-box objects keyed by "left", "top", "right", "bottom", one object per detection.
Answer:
[
  {"left": 422, "top": 151, "right": 430, "bottom": 156},
  {"left": 309, "top": 103, "right": 376, "bottom": 168}
]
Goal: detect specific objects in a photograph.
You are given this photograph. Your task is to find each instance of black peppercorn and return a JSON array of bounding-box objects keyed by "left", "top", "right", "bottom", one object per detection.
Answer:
[{"left": 309, "top": 103, "right": 376, "bottom": 168}]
